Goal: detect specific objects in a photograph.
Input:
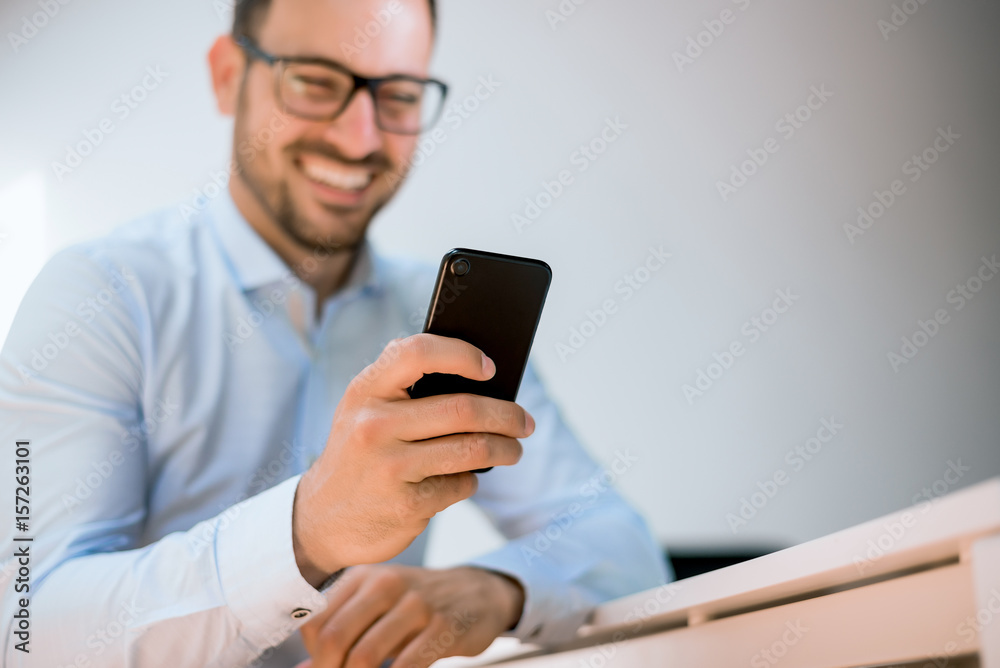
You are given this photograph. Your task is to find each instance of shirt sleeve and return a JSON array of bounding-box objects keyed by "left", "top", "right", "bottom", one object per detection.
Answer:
[
  {"left": 465, "top": 361, "right": 671, "bottom": 646},
  {"left": 0, "top": 248, "right": 328, "bottom": 667}
]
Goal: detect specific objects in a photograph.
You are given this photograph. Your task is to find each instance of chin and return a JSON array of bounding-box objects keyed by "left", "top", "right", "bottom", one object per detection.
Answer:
[{"left": 289, "top": 209, "right": 370, "bottom": 251}]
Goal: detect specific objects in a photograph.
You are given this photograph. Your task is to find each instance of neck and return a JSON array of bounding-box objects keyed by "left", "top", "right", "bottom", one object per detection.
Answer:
[{"left": 228, "top": 179, "right": 359, "bottom": 308}]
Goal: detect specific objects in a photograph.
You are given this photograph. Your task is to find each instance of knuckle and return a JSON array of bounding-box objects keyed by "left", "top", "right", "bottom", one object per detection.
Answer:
[
  {"left": 402, "top": 590, "right": 431, "bottom": 623},
  {"left": 418, "top": 475, "right": 444, "bottom": 500},
  {"left": 404, "top": 333, "right": 431, "bottom": 360},
  {"left": 446, "top": 393, "right": 475, "bottom": 424},
  {"left": 397, "top": 486, "right": 423, "bottom": 518},
  {"left": 374, "top": 337, "right": 410, "bottom": 373},
  {"left": 353, "top": 408, "right": 386, "bottom": 442},
  {"left": 345, "top": 645, "right": 376, "bottom": 668},
  {"left": 483, "top": 400, "right": 519, "bottom": 435},
  {"left": 316, "top": 625, "right": 346, "bottom": 656},
  {"left": 383, "top": 336, "right": 406, "bottom": 359},
  {"left": 348, "top": 366, "right": 373, "bottom": 393},
  {"left": 461, "top": 432, "right": 491, "bottom": 465},
  {"left": 373, "top": 567, "right": 407, "bottom": 594},
  {"left": 485, "top": 402, "right": 507, "bottom": 432}
]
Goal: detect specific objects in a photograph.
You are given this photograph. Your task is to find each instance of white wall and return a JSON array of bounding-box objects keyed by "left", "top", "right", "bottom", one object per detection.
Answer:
[{"left": 1, "top": 0, "right": 998, "bottom": 564}]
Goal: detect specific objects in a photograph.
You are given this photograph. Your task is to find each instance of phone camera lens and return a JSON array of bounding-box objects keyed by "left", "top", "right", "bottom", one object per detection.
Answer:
[{"left": 452, "top": 258, "right": 471, "bottom": 276}]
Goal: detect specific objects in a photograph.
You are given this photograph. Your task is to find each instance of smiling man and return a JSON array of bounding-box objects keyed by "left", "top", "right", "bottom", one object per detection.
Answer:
[{"left": 0, "top": 1, "right": 668, "bottom": 667}]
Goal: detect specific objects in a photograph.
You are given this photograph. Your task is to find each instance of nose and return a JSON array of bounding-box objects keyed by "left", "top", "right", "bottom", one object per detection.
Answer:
[{"left": 322, "top": 88, "right": 384, "bottom": 160}]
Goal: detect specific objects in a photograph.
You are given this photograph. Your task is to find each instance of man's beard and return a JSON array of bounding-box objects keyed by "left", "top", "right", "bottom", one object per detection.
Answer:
[
  {"left": 231, "top": 111, "right": 398, "bottom": 255},
  {"left": 270, "top": 179, "right": 359, "bottom": 255},
  {"left": 234, "top": 154, "right": 365, "bottom": 256}
]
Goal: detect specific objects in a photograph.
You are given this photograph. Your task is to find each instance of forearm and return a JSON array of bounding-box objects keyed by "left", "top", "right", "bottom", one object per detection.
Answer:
[{"left": 2, "top": 476, "right": 327, "bottom": 668}]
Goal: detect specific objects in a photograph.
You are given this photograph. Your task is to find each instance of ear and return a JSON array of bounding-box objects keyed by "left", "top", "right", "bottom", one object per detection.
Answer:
[{"left": 208, "top": 34, "right": 244, "bottom": 116}]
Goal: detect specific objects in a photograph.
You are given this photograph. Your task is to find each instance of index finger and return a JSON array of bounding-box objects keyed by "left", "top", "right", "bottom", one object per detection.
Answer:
[{"left": 358, "top": 334, "right": 495, "bottom": 399}]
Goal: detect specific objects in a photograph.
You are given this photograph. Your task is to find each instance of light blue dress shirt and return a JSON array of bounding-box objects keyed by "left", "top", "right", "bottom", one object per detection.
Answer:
[{"left": 0, "top": 191, "right": 668, "bottom": 667}]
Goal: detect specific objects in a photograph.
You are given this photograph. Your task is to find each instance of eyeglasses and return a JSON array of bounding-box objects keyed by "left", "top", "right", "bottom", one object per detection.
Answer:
[{"left": 235, "top": 35, "right": 448, "bottom": 135}]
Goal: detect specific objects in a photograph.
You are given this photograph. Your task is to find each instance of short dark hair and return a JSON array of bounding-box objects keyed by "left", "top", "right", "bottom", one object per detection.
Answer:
[{"left": 233, "top": 0, "right": 437, "bottom": 39}]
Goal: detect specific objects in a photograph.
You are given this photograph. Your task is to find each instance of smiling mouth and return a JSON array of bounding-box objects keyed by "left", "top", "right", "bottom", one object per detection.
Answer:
[{"left": 298, "top": 153, "right": 375, "bottom": 192}]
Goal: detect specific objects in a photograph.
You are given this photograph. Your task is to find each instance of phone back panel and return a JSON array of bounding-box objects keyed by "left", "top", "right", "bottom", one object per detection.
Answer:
[{"left": 408, "top": 248, "right": 551, "bottom": 402}]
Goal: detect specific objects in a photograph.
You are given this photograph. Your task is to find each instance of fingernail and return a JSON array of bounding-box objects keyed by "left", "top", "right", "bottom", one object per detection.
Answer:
[
  {"left": 482, "top": 354, "right": 495, "bottom": 378},
  {"left": 524, "top": 411, "right": 535, "bottom": 436}
]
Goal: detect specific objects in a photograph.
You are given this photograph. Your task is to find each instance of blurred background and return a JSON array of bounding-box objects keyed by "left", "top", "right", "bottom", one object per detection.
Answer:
[{"left": 1, "top": 0, "right": 998, "bottom": 573}]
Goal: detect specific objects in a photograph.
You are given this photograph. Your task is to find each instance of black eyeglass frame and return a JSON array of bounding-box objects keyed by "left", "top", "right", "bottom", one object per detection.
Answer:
[{"left": 234, "top": 35, "right": 449, "bottom": 135}]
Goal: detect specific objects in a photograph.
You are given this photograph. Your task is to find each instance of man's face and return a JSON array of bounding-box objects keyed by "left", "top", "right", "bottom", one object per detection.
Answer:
[{"left": 232, "top": 0, "right": 434, "bottom": 251}]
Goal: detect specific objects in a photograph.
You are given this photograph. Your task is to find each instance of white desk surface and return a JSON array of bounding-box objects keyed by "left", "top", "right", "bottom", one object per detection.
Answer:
[{"left": 436, "top": 476, "right": 1000, "bottom": 667}]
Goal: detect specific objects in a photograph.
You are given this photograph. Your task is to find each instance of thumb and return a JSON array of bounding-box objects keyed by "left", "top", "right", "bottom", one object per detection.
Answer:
[{"left": 294, "top": 661, "right": 312, "bottom": 668}]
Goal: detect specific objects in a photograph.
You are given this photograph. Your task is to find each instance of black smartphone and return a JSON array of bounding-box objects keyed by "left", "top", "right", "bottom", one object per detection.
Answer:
[{"left": 408, "top": 248, "right": 552, "bottom": 471}]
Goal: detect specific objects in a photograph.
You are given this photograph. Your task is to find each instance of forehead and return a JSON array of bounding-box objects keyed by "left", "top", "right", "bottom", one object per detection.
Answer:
[{"left": 257, "top": 0, "right": 434, "bottom": 77}]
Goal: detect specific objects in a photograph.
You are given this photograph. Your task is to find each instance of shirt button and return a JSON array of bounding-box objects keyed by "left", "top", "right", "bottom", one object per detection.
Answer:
[{"left": 291, "top": 608, "right": 311, "bottom": 620}]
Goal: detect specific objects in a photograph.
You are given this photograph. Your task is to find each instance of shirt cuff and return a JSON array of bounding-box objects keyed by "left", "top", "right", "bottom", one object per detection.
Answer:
[
  {"left": 464, "top": 540, "right": 596, "bottom": 646},
  {"left": 216, "top": 474, "right": 330, "bottom": 652}
]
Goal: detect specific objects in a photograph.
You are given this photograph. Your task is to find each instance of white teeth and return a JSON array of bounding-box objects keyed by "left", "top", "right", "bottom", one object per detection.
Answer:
[{"left": 300, "top": 157, "right": 373, "bottom": 191}]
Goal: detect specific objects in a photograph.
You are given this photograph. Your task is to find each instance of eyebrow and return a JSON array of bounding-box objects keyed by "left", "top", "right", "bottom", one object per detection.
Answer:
[{"left": 263, "top": 46, "right": 430, "bottom": 82}]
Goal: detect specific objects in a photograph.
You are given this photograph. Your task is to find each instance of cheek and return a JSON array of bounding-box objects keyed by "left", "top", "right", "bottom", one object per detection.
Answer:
[
  {"left": 235, "top": 79, "right": 302, "bottom": 165},
  {"left": 385, "top": 135, "right": 419, "bottom": 168},
  {"left": 240, "top": 113, "right": 306, "bottom": 169}
]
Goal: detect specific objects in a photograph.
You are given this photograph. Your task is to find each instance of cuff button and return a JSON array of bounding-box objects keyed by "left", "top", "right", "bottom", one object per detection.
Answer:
[{"left": 291, "top": 608, "right": 312, "bottom": 620}]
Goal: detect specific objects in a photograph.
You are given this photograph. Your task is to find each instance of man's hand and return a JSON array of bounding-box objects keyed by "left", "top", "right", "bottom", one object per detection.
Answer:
[
  {"left": 295, "top": 564, "right": 525, "bottom": 668},
  {"left": 292, "top": 334, "right": 535, "bottom": 586}
]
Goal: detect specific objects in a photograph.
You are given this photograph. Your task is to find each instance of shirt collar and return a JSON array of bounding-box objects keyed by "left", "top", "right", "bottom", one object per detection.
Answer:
[{"left": 206, "top": 188, "right": 383, "bottom": 298}]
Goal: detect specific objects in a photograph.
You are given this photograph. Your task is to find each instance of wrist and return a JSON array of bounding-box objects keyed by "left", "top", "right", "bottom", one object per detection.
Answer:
[
  {"left": 292, "top": 476, "right": 340, "bottom": 588},
  {"left": 471, "top": 567, "right": 525, "bottom": 631}
]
